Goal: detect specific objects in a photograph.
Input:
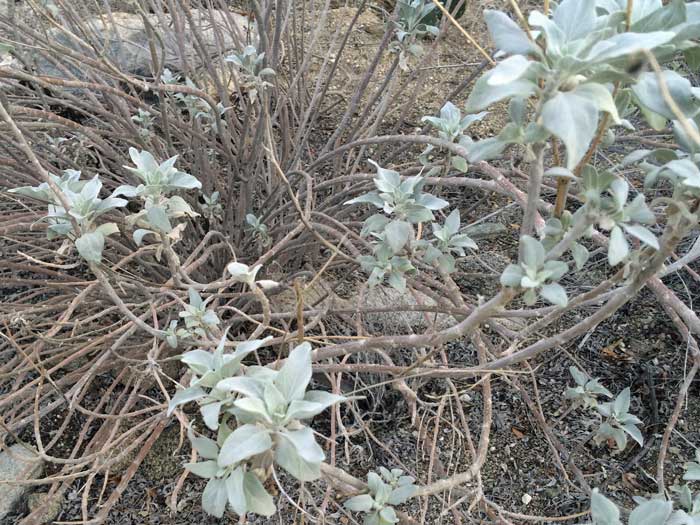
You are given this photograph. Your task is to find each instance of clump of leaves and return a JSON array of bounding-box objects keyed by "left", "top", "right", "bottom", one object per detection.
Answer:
[
  {"left": 564, "top": 369, "right": 643, "bottom": 454},
  {"left": 169, "top": 341, "right": 345, "bottom": 518},
  {"left": 417, "top": 209, "right": 478, "bottom": 273},
  {"left": 594, "top": 387, "right": 644, "bottom": 453},
  {"left": 420, "top": 102, "right": 486, "bottom": 172},
  {"left": 225, "top": 45, "right": 275, "bottom": 101},
  {"left": 390, "top": 0, "right": 439, "bottom": 70},
  {"left": 115, "top": 148, "right": 201, "bottom": 246},
  {"left": 500, "top": 236, "right": 569, "bottom": 306},
  {"left": 10, "top": 170, "right": 126, "bottom": 263},
  {"left": 131, "top": 108, "right": 154, "bottom": 139},
  {"left": 200, "top": 191, "right": 222, "bottom": 221},
  {"left": 588, "top": 457, "right": 700, "bottom": 525},
  {"left": 564, "top": 366, "right": 613, "bottom": 409},
  {"left": 345, "top": 468, "right": 417, "bottom": 525},
  {"left": 178, "top": 288, "right": 220, "bottom": 338},
  {"left": 245, "top": 213, "right": 271, "bottom": 247}
]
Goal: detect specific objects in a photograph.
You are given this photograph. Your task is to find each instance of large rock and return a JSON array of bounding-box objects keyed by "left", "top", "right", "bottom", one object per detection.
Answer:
[
  {"left": 0, "top": 444, "right": 44, "bottom": 520},
  {"left": 32, "top": 9, "right": 256, "bottom": 79}
]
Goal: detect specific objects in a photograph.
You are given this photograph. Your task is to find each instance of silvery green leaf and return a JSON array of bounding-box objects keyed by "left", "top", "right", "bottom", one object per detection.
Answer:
[
  {"left": 545, "top": 167, "right": 576, "bottom": 179},
  {"left": 8, "top": 184, "right": 51, "bottom": 200},
  {"left": 385, "top": 220, "right": 412, "bottom": 253},
  {"left": 387, "top": 484, "right": 416, "bottom": 505},
  {"left": 168, "top": 170, "right": 202, "bottom": 190},
  {"left": 182, "top": 349, "right": 213, "bottom": 375},
  {"left": 127, "top": 147, "right": 158, "bottom": 176},
  {"left": 521, "top": 275, "right": 540, "bottom": 288},
  {"left": 380, "top": 506, "right": 400, "bottom": 524},
  {"left": 345, "top": 494, "right": 374, "bottom": 512},
  {"left": 466, "top": 137, "right": 507, "bottom": 162},
  {"left": 629, "top": 499, "right": 673, "bottom": 525},
  {"left": 387, "top": 271, "right": 406, "bottom": 292},
  {"left": 684, "top": 462, "right": 700, "bottom": 481},
  {"left": 500, "top": 264, "right": 524, "bottom": 287},
  {"left": 622, "top": 224, "right": 659, "bottom": 250},
  {"left": 217, "top": 377, "right": 266, "bottom": 399},
  {"left": 603, "top": 424, "right": 629, "bottom": 448},
  {"left": 572, "top": 243, "right": 590, "bottom": 270},
  {"left": 166, "top": 195, "right": 197, "bottom": 218},
  {"left": 598, "top": 402, "right": 613, "bottom": 418},
  {"left": 466, "top": 71, "right": 537, "bottom": 113},
  {"left": 577, "top": 83, "right": 621, "bottom": 124},
  {"left": 189, "top": 432, "right": 220, "bottom": 460},
  {"left": 613, "top": 387, "right": 631, "bottom": 415},
  {"left": 569, "top": 366, "right": 588, "bottom": 387},
  {"left": 587, "top": 380, "right": 613, "bottom": 398},
  {"left": 345, "top": 192, "right": 385, "bottom": 208},
  {"left": 608, "top": 226, "right": 629, "bottom": 266},
  {"left": 185, "top": 460, "right": 218, "bottom": 479},
  {"left": 218, "top": 424, "right": 272, "bottom": 467},
  {"left": 488, "top": 55, "right": 533, "bottom": 87},
  {"left": 275, "top": 427, "right": 325, "bottom": 481},
  {"left": 543, "top": 260, "right": 568, "bottom": 281},
  {"left": 484, "top": 10, "right": 536, "bottom": 55},
  {"left": 201, "top": 402, "right": 222, "bottom": 431},
  {"left": 95, "top": 222, "right": 119, "bottom": 237},
  {"left": 521, "top": 235, "right": 545, "bottom": 269},
  {"left": 528, "top": 10, "right": 565, "bottom": 57},
  {"left": 80, "top": 176, "right": 101, "bottom": 201},
  {"left": 146, "top": 206, "right": 172, "bottom": 233},
  {"left": 367, "top": 472, "right": 384, "bottom": 495},
  {"left": 264, "top": 382, "right": 288, "bottom": 420},
  {"left": 633, "top": 71, "right": 700, "bottom": 121},
  {"left": 133, "top": 229, "right": 155, "bottom": 246},
  {"left": 451, "top": 155, "right": 468, "bottom": 173},
  {"left": 362, "top": 214, "right": 391, "bottom": 236},
  {"left": 96, "top": 197, "right": 128, "bottom": 213},
  {"left": 75, "top": 231, "right": 105, "bottom": 263},
  {"left": 225, "top": 467, "right": 247, "bottom": 516},
  {"left": 597, "top": 0, "right": 659, "bottom": 23},
  {"left": 275, "top": 342, "right": 312, "bottom": 402},
  {"left": 233, "top": 336, "right": 272, "bottom": 360},
  {"left": 524, "top": 288, "right": 538, "bottom": 305},
  {"left": 233, "top": 397, "right": 272, "bottom": 424},
  {"left": 591, "top": 489, "right": 622, "bottom": 525},
  {"left": 415, "top": 193, "right": 449, "bottom": 211},
  {"left": 226, "top": 262, "right": 261, "bottom": 285},
  {"left": 202, "top": 478, "right": 228, "bottom": 518},
  {"left": 540, "top": 283, "right": 568, "bottom": 307},
  {"left": 460, "top": 111, "right": 488, "bottom": 131},
  {"left": 245, "top": 365, "right": 278, "bottom": 382},
  {"left": 287, "top": 390, "right": 345, "bottom": 420},
  {"left": 622, "top": 423, "right": 644, "bottom": 447},
  {"left": 167, "top": 386, "right": 206, "bottom": 415},
  {"left": 439, "top": 101, "right": 460, "bottom": 124},
  {"left": 444, "top": 209, "right": 460, "bottom": 236},
  {"left": 587, "top": 31, "right": 675, "bottom": 63},
  {"left": 664, "top": 159, "right": 700, "bottom": 188},
  {"left": 437, "top": 253, "right": 456, "bottom": 273},
  {"left": 553, "top": 0, "right": 596, "bottom": 40},
  {"left": 370, "top": 160, "right": 401, "bottom": 192},
  {"left": 542, "top": 87, "right": 600, "bottom": 170},
  {"left": 673, "top": 119, "right": 700, "bottom": 154},
  {"left": 243, "top": 472, "right": 276, "bottom": 516}
]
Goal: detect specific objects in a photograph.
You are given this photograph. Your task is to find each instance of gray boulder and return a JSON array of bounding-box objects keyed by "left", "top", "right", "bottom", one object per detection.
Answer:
[
  {"left": 31, "top": 9, "right": 256, "bottom": 79},
  {"left": 0, "top": 444, "right": 44, "bottom": 520}
]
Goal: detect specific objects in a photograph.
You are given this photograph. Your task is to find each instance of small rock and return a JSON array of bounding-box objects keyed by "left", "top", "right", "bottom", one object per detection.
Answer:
[
  {"left": 521, "top": 493, "right": 532, "bottom": 505},
  {"left": 27, "top": 492, "right": 62, "bottom": 524},
  {"left": 0, "top": 444, "right": 44, "bottom": 520}
]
